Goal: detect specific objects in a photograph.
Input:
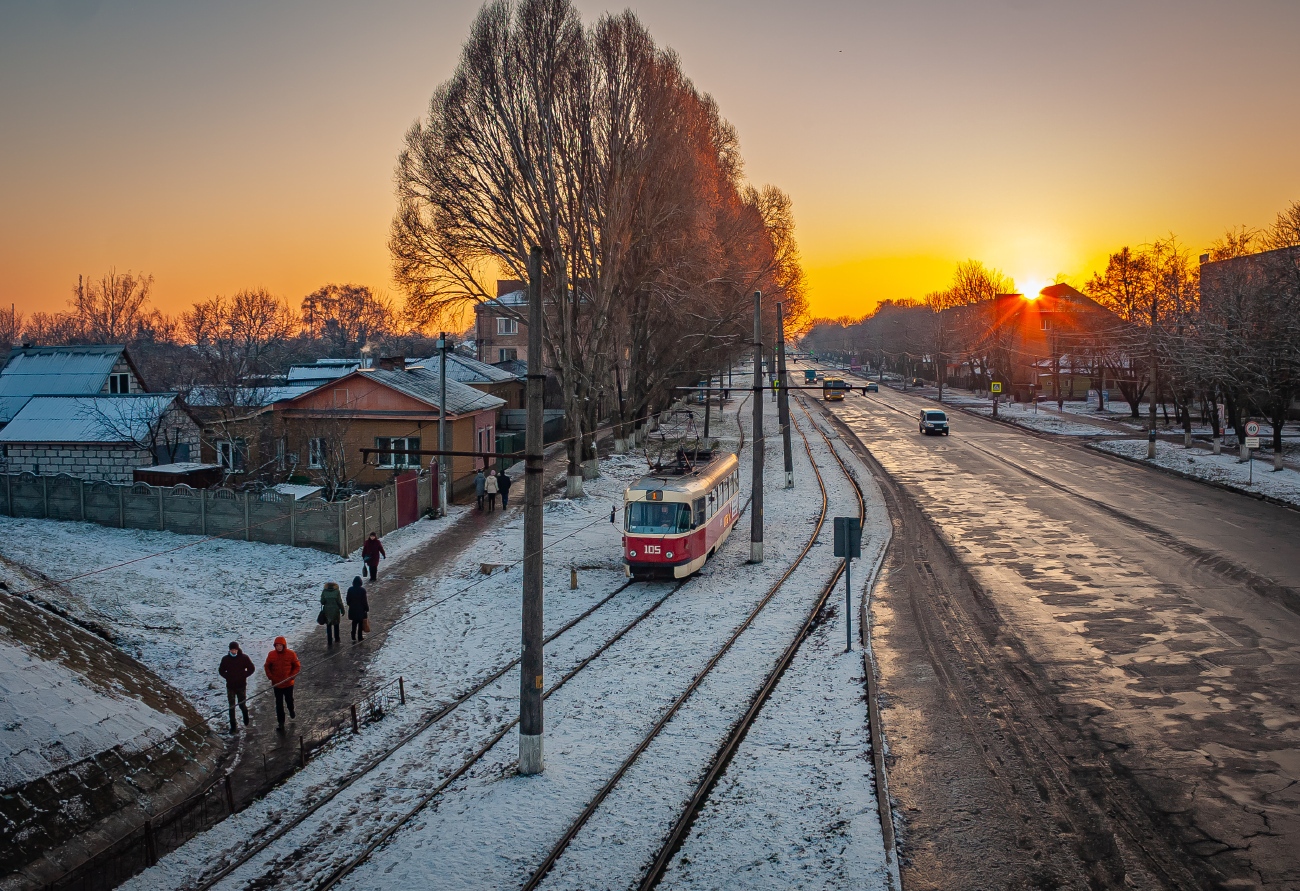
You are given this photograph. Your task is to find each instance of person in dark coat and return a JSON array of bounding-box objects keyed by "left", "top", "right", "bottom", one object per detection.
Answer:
[
  {"left": 264, "top": 637, "right": 300, "bottom": 731},
  {"left": 346, "top": 576, "right": 370, "bottom": 641},
  {"left": 320, "top": 582, "right": 345, "bottom": 645},
  {"left": 497, "top": 469, "right": 512, "bottom": 509},
  {"left": 362, "top": 532, "right": 386, "bottom": 581},
  {"left": 474, "top": 469, "right": 486, "bottom": 510},
  {"left": 218, "top": 641, "right": 255, "bottom": 733}
]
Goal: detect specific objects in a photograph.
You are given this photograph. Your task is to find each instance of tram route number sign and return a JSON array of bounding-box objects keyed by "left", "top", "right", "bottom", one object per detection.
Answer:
[
  {"left": 834, "top": 517, "right": 861, "bottom": 559},
  {"left": 991, "top": 382, "right": 1002, "bottom": 394}
]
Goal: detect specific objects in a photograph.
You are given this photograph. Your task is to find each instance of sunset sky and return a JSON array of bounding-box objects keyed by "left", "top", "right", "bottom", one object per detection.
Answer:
[{"left": 1, "top": 0, "right": 1297, "bottom": 326}]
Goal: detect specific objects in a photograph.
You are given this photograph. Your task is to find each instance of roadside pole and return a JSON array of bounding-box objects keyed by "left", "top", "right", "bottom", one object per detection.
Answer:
[
  {"left": 519, "top": 246, "right": 545, "bottom": 775},
  {"left": 834, "top": 517, "right": 861, "bottom": 652},
  {"left": 776, "top": 302, "right": 794, "bottom": 488},
  {"left": 750, "top": 291, "right": 764, "bottom": 564},
  {"left": 703, "top": 372, "right": 712, "bottom": 442},
  {"left": 437, "top": 332, "right": 448, "bottom": 517}
]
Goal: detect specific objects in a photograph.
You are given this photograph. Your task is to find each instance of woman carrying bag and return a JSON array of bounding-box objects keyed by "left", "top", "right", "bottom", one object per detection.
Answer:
[
  {"left": 320, "top": 582, "right": 345, "bottom": 646},
  {"left": 346, "top": 576, "right": 370, "bottom": 642}
]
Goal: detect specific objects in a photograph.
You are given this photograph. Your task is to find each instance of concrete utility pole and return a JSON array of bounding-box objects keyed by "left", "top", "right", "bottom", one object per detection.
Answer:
[
  {"left": 776, "top": 302, "right": 794, "bottom": 488},
  {"left": 519, "top": 246, "right": 545, "bottom": 775},
  {"left": 437, "top": 332, "right": 449, "bottom": 517},
  {"left": 703, "top": 372, "right": 711, "bottom": 442},
  {"left": 1148, "top": 288, "right": 1158, "bottom": 459},
  {"left": 750, "top": 291, "right": 764, "bottom": 564}
]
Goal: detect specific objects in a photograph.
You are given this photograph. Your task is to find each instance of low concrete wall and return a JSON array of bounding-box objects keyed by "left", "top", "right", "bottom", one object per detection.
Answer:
[{"left": 0, "top": 470, "right": 436, "bottom": 557}]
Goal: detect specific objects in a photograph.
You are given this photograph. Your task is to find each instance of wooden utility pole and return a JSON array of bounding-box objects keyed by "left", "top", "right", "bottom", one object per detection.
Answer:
[
  {"left": 776, "top": 302, "right": 793, "bottom": 488},
  {"left": 520, "top": 246, "right": 545, "bottom": 775},
  {"left": 750, "top": 291, "right": 764, "bottom": 564},
  {"left": 438, "top": 332, "right": 449, "bottom": 516}
]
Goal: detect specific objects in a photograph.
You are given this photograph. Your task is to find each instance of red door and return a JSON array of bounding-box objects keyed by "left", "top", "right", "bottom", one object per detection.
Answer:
[{"left": 396, "top": 471, "right": 419, "bottom": 527}]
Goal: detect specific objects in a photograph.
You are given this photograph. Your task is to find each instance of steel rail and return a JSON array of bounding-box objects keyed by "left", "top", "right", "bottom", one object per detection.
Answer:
[
  {"left": 519, "top": 409, "right": 842, "bottom": 891},
  {"left": 194, "top": 579, "right": 640, "bottom": 891},
  {"left": 634, "top": 397, "right": 868, "bottom": 890}
]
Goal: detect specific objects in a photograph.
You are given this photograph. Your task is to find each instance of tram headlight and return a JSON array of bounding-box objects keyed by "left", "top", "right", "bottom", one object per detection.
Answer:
[
  {"left": 629, "top": 550, "right": 637, "bottom": 557},
  {"left": 666, "top": 551, "right": 674, "bottom": 559}
]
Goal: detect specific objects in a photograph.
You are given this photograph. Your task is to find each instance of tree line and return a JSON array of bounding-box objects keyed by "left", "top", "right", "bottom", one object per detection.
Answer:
[
  {"left": 390, "top": 0, "right": 806, "bottom": 495},
  {"left": 802, "top": 200, "right": 1300, "bottom": 451}
]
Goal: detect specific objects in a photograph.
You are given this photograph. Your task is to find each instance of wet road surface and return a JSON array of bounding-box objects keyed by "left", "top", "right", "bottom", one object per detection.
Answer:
[{"left": 818, "top": 381, "right": 1300, "bottom": 890}]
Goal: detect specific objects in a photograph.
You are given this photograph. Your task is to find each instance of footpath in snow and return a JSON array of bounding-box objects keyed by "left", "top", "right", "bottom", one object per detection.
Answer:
[{"left": 121, "top": 378, "right": 893, "bottom": 891}]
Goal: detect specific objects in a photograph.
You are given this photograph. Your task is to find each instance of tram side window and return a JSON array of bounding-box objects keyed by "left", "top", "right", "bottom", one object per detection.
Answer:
[
  {"left": 692, "top": 498, "right": 705, "bottom": 527},
  {"left": 626, "top": 501, "right": 692, "bottom": 534}
]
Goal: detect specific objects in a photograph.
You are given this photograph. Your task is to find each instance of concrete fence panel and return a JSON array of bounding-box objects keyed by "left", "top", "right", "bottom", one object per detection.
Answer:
[
  {"left": 84, "top": 479, "right": 122, "bottom": 527},
  {"left": 47, "top": 474, "right": 83, "bottom": 522},
  {"left": 11, "top": 473, "right": 45, "bottom": 519},
  {"left": 124, "top": 483, "right": 162, "bottom": 531},
  {"left": 165, "top": 485, "right": 204, "bottom": 537}
]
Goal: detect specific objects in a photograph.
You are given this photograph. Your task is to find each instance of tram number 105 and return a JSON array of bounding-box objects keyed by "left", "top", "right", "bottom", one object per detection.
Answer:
[{"left": 643, "top": 544, "right": 661, "bottom": 555}]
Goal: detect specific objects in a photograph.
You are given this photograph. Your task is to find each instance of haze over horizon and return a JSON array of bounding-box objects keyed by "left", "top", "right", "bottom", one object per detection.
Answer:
[{"left": 2, "top": 0, "right": 1297, "bottom": 325}]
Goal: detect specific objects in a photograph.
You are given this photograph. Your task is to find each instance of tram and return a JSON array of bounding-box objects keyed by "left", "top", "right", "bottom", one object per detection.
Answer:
[
  {"left": 823, "top": 377, "right": 846, "bottom": 401},
  {"left": 623, "top": 452, "right": 741, "bottom": 579}
]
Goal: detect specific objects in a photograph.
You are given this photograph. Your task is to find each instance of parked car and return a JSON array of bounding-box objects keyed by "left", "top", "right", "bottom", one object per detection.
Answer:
[
  {"left": 919, "top": 410, "right": 950, "bottom": 435},
  {"left": 865, "top": 381, "right": 879, "bottom": 392}
]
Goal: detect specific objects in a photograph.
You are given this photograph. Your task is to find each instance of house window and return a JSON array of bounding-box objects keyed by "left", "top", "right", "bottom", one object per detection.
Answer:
[
  {"left": 498, "top": 348, "right": 518, "bottom": 362},
  {"left": 1041, "top": 318, "right": 1050, "bottom": 330},
  {"left": 108, "top": 373, "right": 131, "bottom": 394},
  {"left": 216, "top": 439, "right": 246, "bottom": 471},
  {"left": 333, "top": 388, "right": 349, "bottom": 408},
  {"left": 308, "top": 437, "right": 326, "bottom": 468},
  {"left": 377, "top": 436, "right": 420, "bottom": 468},
  {"left": 497, "top": 316, "right": 518, "bottom": 336},
  {"left": 276, "top": 437, "right": 286, "bottom": 471}
]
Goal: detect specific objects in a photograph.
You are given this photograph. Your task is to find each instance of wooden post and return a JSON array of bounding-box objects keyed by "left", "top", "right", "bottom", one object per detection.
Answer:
[
  {"left": 398, "top": 676, "right": 405, "bottom": 704},
  {"left": 750, "top": 291, "right": 764, "bottom": 563},
  {"left": 143, "top": 819, "right": 157, "bottom": 866},
  {"left": 519, "top": 245, "right": 545, "bottom": 776},
  {"left": 299, "top": 736, "right": 307, "bottom": 767},
  {"left": 350, "top": 703, "right": 359, "bottom": 734},
  {"left": 223, "top": 774, "right": 235, "bottom": 813}
]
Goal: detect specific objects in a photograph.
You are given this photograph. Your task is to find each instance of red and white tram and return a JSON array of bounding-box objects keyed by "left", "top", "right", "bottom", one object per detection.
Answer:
[{"left": 622, "top": 452, "right": 741, "bottom": 579}]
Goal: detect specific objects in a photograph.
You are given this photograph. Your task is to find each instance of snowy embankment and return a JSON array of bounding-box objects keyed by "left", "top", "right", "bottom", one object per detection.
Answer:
[
  {"left": 1091, "top": 439, "right": 1300, "bottom": 507},
  {"left": 912, "top": 390, "right": 1117, "bottom": 436},
  {"left": 126, "top": 380, "right": 892, "bottom": 891},
  {"left": 0, "top": 505, "right": 468, "bottom": 728}
]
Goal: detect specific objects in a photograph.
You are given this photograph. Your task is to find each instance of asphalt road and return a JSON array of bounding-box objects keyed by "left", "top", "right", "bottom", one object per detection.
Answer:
[{"left": 814, "top": 378, "right": 1300, "bottom": 890}]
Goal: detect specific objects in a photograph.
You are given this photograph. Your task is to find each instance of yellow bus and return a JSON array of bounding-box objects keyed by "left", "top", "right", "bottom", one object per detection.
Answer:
[{"left": 823, "top": 377, "right": 846, "bottom": 401}]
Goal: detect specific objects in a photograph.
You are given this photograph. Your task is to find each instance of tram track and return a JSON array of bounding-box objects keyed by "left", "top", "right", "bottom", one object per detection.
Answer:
[
  {"left": 190, "top": 572, "right": 695, "bottom": 891},
  {"left": 519, "top": 402, "right": 876, "bottom": 891}
]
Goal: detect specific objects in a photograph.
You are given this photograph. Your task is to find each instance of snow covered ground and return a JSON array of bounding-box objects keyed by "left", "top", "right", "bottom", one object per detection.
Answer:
[
  {"left": 909, "top": 390, "right": 1117, "bottom": 436},
  {"left": 1091, "top": 439, "right": 1300, "bottom": 507},
  {"left": 120, "top": 380, "right": 893, "bottom": 891},
  {"left": 0, "top": 505, "right": 470, "bottom": 728}
]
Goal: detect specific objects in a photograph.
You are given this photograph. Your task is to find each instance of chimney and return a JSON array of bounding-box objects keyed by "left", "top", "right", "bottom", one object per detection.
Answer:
[
  {"left": 1199, "top": 253, "right": 1210, "bottom": 264},
  {"left": 497, "top": 279, "right": 525, "bottom": 298},
  {"left": 376, "top": 356, "right": 406, "bottom": 372}
]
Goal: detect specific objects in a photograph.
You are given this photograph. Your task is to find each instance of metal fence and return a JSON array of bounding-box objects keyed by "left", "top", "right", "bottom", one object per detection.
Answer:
[
  {"left": 43, "top": 678, "right": 409, "bottom": 891},
  {"left": 0, "top": 469, "right": 435, "bottom": 556}
]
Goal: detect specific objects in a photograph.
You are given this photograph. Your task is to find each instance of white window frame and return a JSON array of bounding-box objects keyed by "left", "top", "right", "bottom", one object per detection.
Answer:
[
  {"left": 308, "top": 437, "right": 326, "bottom": 468},
  {"left": 276, "top": 437, "right": 286, "bottom": 471},
  {"left": 108, "top": 372, "right": 130, "bottom": 394},
  {"left": 377, "top": 436, "right": 421, "bottom": 469},
  {"left": 496, "top": 316, "right": 518, "bottom": 336},
  {"left": 216, "top": 439, "right": 245, "bottom": 471}
]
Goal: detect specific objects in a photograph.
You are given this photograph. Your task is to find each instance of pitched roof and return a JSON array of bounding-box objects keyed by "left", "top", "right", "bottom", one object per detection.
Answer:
[
  {"left": 0, "top": 345, "right": 128, "bottom": 398},
  {"left": 412, "top": 353, "right": 520, "bottom": 384},
  {"left": 0, "top": 395, "right": 180, "bottom": 444},
  {"left": 355, "top": 366, "right": 505, "bottom": 415},
  {"left": 286, "top": 360, "right": 362, "bottom": 385}
]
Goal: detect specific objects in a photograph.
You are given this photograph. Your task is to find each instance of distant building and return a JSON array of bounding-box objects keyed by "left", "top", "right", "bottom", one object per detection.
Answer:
[
  {"left": 474, "top": 280, "right": 530, "bottom": 364},
  {"left": 413, "top": 352, "right": 525, "bottom": 410}
]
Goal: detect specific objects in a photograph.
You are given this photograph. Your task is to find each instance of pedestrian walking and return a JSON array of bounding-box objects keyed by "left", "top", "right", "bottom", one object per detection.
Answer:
[
  {"left": 320, "top": 582, "right": 344, "bottom": 645},
  {"left": 484, "top": 468, "right": 499, "bottom": 512},
  {"left": 362, "top": 532, "right": 386, "bottom": 581},
  {"left": 264, "top": 637, "right": 300, "bottom": 731},
  {"left": 474, "top": 469, "right": 486, "bottom": 510},
  {"left": 218, "top": 641, "right": 254, "bottom": 733},
  {"left": 497, "top": 468, "right": 512, "bottom": 509},
  {"left": 346, "top": 576, "right": 369, "bottom": 642}
]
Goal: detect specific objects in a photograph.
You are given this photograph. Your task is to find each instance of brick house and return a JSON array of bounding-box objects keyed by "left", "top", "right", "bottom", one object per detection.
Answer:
[
  {"left": 416, "top": 352, "right": 525, "bottom": 410},
  {"left": 474, "top": 280, "right": 530, "bottom": 364},
  {"left": 202, "top": 359, "right": 505, "bottom": 499},
  {"left": 0, "top": 394, "right": 201, "bottom": 482}
]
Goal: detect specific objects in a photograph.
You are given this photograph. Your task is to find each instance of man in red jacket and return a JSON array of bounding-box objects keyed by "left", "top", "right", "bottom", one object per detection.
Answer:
[
  {"left": 218, "top": 641, "right": 255, "bottom": 733},
  {"left": 264, "top": 636, "right": 300, "bottom": 731},
  {"left": 362, "top": 532, "right": 386, "bottom": 581}
]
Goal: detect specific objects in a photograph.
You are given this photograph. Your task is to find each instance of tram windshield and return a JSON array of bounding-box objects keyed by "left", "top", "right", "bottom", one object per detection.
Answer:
[{"left": 625, "top": 501, "right": 693, "bottom": 534}]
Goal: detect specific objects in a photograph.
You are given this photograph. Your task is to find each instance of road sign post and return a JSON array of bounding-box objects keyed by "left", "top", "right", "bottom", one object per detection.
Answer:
[
  {"left": 990, "top": 381, "right": 1001, "bottom": 419},
  {"left": 833, "top": 517, "right": 862, "bottom": 652}
]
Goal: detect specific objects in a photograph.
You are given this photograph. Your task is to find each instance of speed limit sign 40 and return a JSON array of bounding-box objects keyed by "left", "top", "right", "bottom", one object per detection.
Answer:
[{"left": 1246, "top": 421, "right": 1260, "bottom": 436}]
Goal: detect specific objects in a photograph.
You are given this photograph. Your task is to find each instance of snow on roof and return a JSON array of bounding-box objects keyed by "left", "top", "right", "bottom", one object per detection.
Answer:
[
  {"left": 0, "top": 394, "right": 179, "bottom": 444},
  {"left": 0, "top": 345, "right": 125, "bottom": 398},
  {"left": 141, "top": 462, "right": 221, "bottom": 473},
  {"left": 187, "top": 385, "right": 317, "bottom": 407},
  {"left": 273, "top": 483, "right": 324, "bottom": 500},
  {"left": 286, "top": 360, "right": 361, "bottom": 384},
  {"left": 355, "top": 366, "right": 505, "bottom": 415},
  {"left": 413, "top": 353, "right": 520, "bottom": 384}
]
